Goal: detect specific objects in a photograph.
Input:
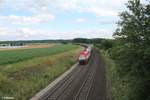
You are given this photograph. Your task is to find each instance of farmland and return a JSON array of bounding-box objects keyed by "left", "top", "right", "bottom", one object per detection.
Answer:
[
  {"left": 0, "top": 44, "right": 77, "bottom": 65},
  {"left": 0, "top": 44, "right": 81, "bottom": 100}
]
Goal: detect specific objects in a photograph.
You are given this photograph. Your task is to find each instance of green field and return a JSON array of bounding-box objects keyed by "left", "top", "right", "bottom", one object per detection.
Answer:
[
  {"left": 0, "top": 44, "right": 81, "bottom": 100},
  {"left": 0, "top": 44, "right": 77, "bottom": 65}
]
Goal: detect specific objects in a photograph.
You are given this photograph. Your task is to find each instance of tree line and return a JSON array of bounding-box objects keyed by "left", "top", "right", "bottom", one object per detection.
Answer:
[{"left": 0, "top": 38, "right": 114, "bottom": 46}]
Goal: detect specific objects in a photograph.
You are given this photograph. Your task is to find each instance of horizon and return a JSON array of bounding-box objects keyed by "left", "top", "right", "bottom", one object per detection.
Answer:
[{"left": 0, "top": 37, "right": 113, "bottom": 42}]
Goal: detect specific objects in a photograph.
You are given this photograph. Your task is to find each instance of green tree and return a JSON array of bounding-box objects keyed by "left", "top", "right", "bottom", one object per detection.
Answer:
[{"left": 111, "top": 0, "right": 150, "bottom": 100}]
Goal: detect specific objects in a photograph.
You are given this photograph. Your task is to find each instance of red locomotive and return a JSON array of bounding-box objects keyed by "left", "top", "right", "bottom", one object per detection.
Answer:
[{"left": 78, "top": 47, "right": 92, "bottom": 65}]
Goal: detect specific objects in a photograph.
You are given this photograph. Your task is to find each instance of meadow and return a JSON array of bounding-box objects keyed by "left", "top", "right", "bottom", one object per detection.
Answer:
[{"left": 0, "top": 44, "right": 81, "bottom": 100}]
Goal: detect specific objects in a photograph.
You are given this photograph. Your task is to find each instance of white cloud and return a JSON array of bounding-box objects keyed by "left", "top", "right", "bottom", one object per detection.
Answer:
[
  {"left": 0, "top": 0, "right": 4, "bottom": 9},
  {"left": 85, "top": 8, "right": 118, "bottom": 16},
  {"left": 72, "top": 29, "right": 114, "bottom": 39},
  {"left": 15, "top": 28, "right": 49, "bottom": 40},
  {"left": 0, "top": 0, "right": 131, "bottom": 40},
  {"left": 0, "top": 27, "right": 22, "bottom": 40},
  {"left": 0, "top": 27, "right": 50, "bottom": 40},
  {"left": 4, "top": 0, "right": 128, "bottom": 17},
  {"left": 98, "top": 17, "right": 118, "bottom": 25},
  {"left": 45, "top": 0, "right": 127, "bottom": 16},
  {"left": 0, "top": 14, "right": 55, "bottom": 25},
  {"left": 0, "top": 0, "right": 3, "bottom": 4},
  {"left": 75, "top": 18, "right": 87, "bottom": 23},
  {"left": 0, "top": 27, "right": 12, "bottom": 35},
  {"left": 64, "top": 0, "right": 126, "bottom": 16},
  {"left": 0, "top": 27, "right": 113, "bottom": 40}
]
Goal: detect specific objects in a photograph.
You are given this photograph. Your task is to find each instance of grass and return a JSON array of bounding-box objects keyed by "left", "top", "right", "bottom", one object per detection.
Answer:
[
  {"left": 0, "top": 44, "right": 81, "bottom": 100},
  {"left": 100, "top": 50, "right": 116, "bottom": 100},
  {"left": 101, "top": 50, "right": 132, "bottom": 100},
  {"left": 0, "top": 44, "right": 77, "bottom": 65}
]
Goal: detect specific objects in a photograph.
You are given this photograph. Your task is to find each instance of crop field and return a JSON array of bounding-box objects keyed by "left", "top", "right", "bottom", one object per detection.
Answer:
[
  {"left": 0, "top": 44, "right": 77, "bottom": 65},
  {"left": 0, "top": 44, "right": 81, "bottom": 100}
]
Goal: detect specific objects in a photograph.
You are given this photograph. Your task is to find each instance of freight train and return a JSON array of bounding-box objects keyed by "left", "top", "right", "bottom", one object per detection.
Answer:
[{"left": 78, "top": 46, "right": 92, "bottom": 65}]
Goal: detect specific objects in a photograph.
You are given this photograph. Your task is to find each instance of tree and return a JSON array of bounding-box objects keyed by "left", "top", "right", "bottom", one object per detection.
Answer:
[{"left": 111, "top": 0, "right": 150, "bottom": 100}]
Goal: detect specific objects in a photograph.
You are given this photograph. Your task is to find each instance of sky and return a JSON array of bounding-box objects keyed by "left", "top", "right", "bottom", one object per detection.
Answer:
[{"left": 0, "top": 0, "right": 129, "bottom": 41}]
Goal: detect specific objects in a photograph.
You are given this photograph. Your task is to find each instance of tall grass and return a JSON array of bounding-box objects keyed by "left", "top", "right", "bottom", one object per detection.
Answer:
[{"left": 101, "top": 50, "right": 133, "bottom": 100}]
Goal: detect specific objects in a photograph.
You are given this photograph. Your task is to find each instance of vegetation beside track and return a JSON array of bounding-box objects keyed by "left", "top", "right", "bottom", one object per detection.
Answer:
[
  {"left": 0, "top": 44, "right": 81, "bottom": 100},
  {"left": 98, "top": 1, "right": 150, "bottom": 100},
  {"left": 101, "top": 50, "right": 133, "bottom": 100}
]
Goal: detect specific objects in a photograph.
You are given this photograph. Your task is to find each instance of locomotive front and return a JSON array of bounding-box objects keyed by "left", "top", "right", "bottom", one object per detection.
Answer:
[{"left": 78, "top": 46, "right": 92, "bottom": 65}]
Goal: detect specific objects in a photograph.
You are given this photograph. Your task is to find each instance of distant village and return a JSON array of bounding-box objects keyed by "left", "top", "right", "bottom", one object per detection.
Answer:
[{"left": 0, "top": 42, "right": 25, "bottom": 47}]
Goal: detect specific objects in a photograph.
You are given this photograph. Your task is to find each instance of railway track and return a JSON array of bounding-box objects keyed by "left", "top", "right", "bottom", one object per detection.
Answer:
[
  {"left": 46, "top": 65, "right": 86, "bottom": 100},
  {"left": 34, "top": 48, "right": 106, "bottom": 100},
  {"left": 38, "top": 63, "right": 83, "bottom": 100},
  {"left": 74, "top": 64, "right": 96, "bottom": 100}
]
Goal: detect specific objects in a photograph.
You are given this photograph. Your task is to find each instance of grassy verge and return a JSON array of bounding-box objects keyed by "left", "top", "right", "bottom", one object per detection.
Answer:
[
  {"left": 0, "top": 45, "right": 81, "bottom": 100},
  {"left": 101, "top": 50, "right": 132, "bottom": 100}
]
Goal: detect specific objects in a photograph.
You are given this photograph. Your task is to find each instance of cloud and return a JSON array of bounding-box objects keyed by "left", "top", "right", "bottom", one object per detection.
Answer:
[
  {"left": 0, "top": 26, "right": 113, "bottom": 41},
  {"left": 0, "top": 14, "right": 55, "bottom": 25},
  {"left": 4, "top": 0, "right": 128, "bottom": 17},
  {"left": 0, "top": 27, "right": 22, "bottom": 40},
  {"left": 0, "top": 27, "right": 49, "bottom": 40},
  {"left": 75, "top": 18, "right": 87, "bottom": 23},
  {"left": 0, "top": 27, "right": 12, "bottom": 35},
  {"left": 72, "top": 29, "right": 114, "bottom": 39},
  {"left": 0, "top": 0, "right": 130, "bottom": 40},
  {"left": 15, "top": 28, "right": 49, "bottom": 40},
  {"left": 84, "top": 8, "right": 118, "bottom": 17},
  {"left": 45, "top": 0, "right": 127, "bottom": 16},
  {"left": 98, "top": 17, "right": 118, "bottom": 25},
  {"left": 0, "top": 0, "right": 4, "bottom": 8},
  {"left": 66, "top": 0, "right": 126, "bottom": 16},
  {"left": 0, "top": 0, "right": 2, "bottom": 3},
  {"left": 0, "top": 0, "right": 3, "bottom": 4}
]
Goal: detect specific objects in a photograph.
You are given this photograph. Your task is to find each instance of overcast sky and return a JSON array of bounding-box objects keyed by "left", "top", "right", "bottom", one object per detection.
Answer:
[{"left": 0, "top": 0, "right": 129, "bottom": 41}]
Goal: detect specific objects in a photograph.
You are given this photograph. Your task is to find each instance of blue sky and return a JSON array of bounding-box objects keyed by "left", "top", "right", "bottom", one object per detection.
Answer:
[{"left": 0, "top": 0, "right": 129, "bottom": 40}]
